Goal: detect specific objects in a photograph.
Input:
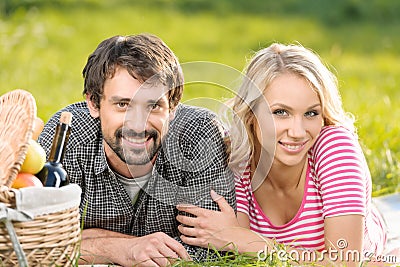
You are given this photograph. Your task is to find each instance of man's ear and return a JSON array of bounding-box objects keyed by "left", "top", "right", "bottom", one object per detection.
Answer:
[
  {"left": 86, "top": 94, "right": 100, "bottom": 118},
  {"left": 169, "top": 107, "right": 176, "bottom": 122}
]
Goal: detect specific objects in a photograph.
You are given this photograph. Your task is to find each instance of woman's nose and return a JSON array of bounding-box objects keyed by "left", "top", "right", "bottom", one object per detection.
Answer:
[{"left": 288, "top": 116, "right": 306, "bottom": 138}]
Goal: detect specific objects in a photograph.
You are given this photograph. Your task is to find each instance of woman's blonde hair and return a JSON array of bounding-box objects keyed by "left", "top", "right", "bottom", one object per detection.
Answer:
[{"left": 228, "top": 43, "right": 355, "bottom": 173}]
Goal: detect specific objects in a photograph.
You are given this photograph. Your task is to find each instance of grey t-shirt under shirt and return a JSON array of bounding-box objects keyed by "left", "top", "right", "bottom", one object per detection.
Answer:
[{"left": 115, "top": 172, "right": 151, "bottom": 204}]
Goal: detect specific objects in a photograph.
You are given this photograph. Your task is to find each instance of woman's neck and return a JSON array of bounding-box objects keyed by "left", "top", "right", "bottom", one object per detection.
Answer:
[
  {"left": 266, "top": 159, "right": 307, "bottom": 191},
  {"left": 252, "top": 146, "right": 307, "bottom": 192}
]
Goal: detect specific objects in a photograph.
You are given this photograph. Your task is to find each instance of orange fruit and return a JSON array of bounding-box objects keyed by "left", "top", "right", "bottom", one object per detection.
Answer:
[
  {"left": 11, "top": 172, "right": 43, "bottom": 189},
  {"left": 32, "top": 117, "right": 44, "bottom": 140},
  {"left": 20, "top": 139, "right": 46, "bottom": 174}
]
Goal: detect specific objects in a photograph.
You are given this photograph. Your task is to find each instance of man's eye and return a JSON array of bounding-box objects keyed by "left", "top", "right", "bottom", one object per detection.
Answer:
[
  {"left": 117, "top": 102, "right": 128, "bottom": 108},
  {"left": 150, "top": 103, "right": 161, "bottom": 110}
]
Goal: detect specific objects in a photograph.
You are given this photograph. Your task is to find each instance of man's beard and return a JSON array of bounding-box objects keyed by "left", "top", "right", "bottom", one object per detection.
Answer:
[{"left": 104, "top": 127, "right": 161, "bottom": 165}]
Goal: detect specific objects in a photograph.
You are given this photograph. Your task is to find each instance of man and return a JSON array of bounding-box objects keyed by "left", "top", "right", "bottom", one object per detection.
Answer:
[{"left": 38, "top": 34, "right": 235, "bottom": 267}]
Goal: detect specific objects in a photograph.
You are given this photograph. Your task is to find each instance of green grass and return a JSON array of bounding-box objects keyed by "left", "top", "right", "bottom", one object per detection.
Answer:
[{"left": 1, "top": 0, "right": 399, "bottom": 197}]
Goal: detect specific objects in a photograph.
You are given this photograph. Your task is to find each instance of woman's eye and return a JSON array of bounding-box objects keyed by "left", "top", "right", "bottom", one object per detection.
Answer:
[
  {"left": 272, "top": 109, "right": 287, "bottom": 116},
  {"left": 305, "top": 110, "right": 319, "bottom": 117}
]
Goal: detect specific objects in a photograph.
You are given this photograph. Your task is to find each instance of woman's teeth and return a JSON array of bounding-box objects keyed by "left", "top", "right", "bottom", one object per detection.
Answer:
[{"left": 281, "top": 143, "right": 303, "bottom": 150}]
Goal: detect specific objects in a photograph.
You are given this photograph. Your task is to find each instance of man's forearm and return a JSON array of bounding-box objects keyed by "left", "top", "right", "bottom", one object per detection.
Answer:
[
  {"left": 79, "top": 228, "right": 137, "bottom": 265},
  {"left": 79, "top": 229, "right": 190, "bottom": 267},
  {"left": 82, "top": 228, "right": 136, "bottom": 239}
]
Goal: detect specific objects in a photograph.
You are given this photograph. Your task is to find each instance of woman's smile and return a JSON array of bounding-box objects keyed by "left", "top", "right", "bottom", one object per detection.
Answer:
[{"left": 278, "top": 140, "right": 308, "bottom": 154}]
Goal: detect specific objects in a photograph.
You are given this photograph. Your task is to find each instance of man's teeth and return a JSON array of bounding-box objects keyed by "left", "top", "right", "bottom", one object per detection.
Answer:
[{"left": 125, "top": 137, "right": 147, "bottom": 144}]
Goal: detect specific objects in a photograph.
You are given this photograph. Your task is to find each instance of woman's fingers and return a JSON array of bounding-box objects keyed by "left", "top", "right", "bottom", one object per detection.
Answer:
[
  {"left": 176, "top": 204, "right": 202, "bottom": 217},
  {"left": 180, "top": 234, "right": 203, "bottom": 247},
  {"left": 177, "top": 191, "right": 234, "bottom": 217},
  {"left": 178, "top": 224, "right": 197, "bottom": 237},
  {"left": 210, "top": 190, "right": 233, "bottom": 213},
  {"left": 210, "top": 189, "right": 223, "bottom": 201},
  {"left": 176, "top": 213, "right": 197, "bottom": 226}
]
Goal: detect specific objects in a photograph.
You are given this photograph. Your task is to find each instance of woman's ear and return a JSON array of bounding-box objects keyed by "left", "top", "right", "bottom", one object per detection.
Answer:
[{"left": 86, "top": 94, "right": 100, "bottom": 118}]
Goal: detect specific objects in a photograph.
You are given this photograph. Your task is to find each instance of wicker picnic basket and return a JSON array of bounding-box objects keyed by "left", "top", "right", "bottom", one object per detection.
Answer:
[{"left": 0, "top": 89, "right": 81, "bottom": 266}]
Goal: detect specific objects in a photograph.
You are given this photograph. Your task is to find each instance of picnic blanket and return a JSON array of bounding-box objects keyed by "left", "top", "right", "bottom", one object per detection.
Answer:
[{"left": 373, "top": 192, "right": 400, "bottom": 253}]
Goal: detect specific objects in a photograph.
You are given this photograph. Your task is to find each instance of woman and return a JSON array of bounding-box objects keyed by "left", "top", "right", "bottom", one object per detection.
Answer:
[{"left": 176, "top": 43, "right": 387, "bottom": 265}]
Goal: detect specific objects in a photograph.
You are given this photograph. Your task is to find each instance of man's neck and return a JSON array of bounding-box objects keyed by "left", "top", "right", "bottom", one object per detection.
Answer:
[{"left": 126, "top": 162, "right": 153, "bottom": 178}]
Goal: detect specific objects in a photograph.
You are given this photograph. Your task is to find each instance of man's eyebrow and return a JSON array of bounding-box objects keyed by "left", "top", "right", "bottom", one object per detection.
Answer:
[
  {"left": 109, "top": 96, "right": 132, "bottom": 102},
  {"left": 147, "top": 98, "right": 168, "bottom": 105},
  {"left": 108, "top": 95, "right": 169, "bottom": 105}
]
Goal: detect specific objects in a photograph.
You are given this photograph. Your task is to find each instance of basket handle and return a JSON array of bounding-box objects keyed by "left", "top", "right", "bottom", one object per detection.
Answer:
[{"left": 0, "top": 203, "right": 33, "bottom": 267}]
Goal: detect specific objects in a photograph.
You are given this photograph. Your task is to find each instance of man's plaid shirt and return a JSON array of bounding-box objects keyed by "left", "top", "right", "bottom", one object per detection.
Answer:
[{"left": 38, "top": 101, "right": 236, "bottom": 261}]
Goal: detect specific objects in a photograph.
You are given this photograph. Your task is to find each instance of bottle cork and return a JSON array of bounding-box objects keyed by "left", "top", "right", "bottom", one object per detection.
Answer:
[{"left": 60, "top": 111, "right": 72, "bottom": 125}]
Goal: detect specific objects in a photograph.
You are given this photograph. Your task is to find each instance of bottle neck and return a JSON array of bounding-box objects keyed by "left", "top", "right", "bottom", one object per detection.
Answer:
[{"left": 48, "top": 123, "right": 70, "bottom": 164}]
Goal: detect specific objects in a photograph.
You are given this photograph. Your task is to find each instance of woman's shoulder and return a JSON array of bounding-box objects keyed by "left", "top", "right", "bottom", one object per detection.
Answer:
[
  {"left": 319, "top": 125, "right": 355, "bottom": 136},
  {"left": 310, "top": 125, "right": 361, "bottom": 158},
  {"left": 315, "top": 125, "right": 357, "bottom": 145}
]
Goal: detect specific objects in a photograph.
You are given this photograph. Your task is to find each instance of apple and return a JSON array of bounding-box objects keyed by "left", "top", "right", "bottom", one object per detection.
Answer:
[
  {"left": 20, "top": 139, "right": 46, "bottom": 174},
  {"left": 11, "top": 172, "right": 43, "bottom": 189}
]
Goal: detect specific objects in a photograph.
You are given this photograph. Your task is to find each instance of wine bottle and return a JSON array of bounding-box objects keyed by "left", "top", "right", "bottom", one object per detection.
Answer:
[{"left": 37, "top": 111, "right": 72, "bottom": 187}]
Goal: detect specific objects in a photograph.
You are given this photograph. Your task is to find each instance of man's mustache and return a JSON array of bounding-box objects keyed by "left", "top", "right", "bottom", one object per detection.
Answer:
[{"left": 117, "top": 128, "right": 159, "bottom": 140}]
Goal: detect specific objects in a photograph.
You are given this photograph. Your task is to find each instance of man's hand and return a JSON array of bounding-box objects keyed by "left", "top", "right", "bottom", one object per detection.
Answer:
[
  {"left": 128, "top": 232, "right": 191, "bottom": 266},
  {"left": 80, "top": 229, "right": 191, "bottom": 267}
]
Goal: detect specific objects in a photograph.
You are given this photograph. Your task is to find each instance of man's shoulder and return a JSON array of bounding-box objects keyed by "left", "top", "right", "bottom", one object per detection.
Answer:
[
  {"left": 39, "top": 101, "right": 101, "bottom": 148},
  {"left": 62, "top": 101, "right": 91, "bottom": 120},
  {"left": 54, "top": 101, "right": 98, "bottom": 130},
  {"left": 174, "top": 104, "right": 217, "bottom": 119},
  {"left": 167, "top": 104, "right": 227, "bottom": 146},
  {"left": 172, "top": 104, "right": 220, "bottom": 130}
]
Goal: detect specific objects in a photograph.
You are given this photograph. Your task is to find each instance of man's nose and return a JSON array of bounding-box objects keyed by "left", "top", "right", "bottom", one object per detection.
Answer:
[{"left": 125, "top": 107, "right": 149, "bottom": 133}]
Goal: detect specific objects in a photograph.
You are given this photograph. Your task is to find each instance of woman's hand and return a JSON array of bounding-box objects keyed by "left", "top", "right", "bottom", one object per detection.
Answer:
[{"left": 176, "top": 190, "right": 240, "bottom": 250}]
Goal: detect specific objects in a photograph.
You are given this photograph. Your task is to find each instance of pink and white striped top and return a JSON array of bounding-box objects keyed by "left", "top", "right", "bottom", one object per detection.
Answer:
[{"left": 236, "top": 126, "right": 387, "bottom": 254}]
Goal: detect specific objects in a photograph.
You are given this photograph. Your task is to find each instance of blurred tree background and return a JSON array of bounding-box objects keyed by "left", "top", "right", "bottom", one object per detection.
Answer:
[{"left": 1, "top": 0, "right": 399, "bottom": 195}]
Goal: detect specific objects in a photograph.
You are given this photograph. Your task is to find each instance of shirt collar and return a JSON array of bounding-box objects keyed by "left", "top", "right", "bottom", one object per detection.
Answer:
[{"left": 94, "top": 142, "right": 109, "bottom": 175}]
